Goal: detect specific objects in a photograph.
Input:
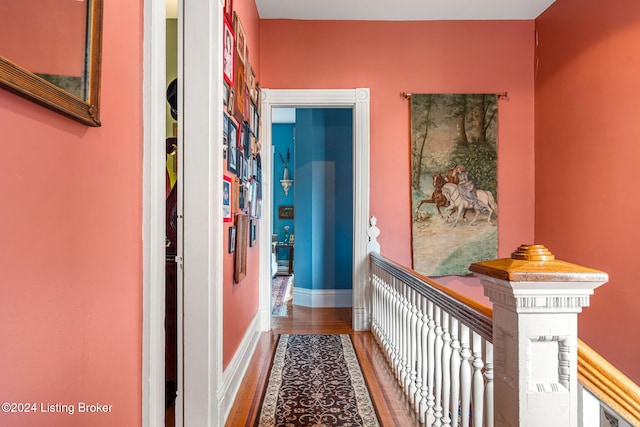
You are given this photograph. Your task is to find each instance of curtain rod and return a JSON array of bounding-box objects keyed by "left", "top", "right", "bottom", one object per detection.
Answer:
[{"left": 401, "top": 91, "right": 509, "bottom": 100}]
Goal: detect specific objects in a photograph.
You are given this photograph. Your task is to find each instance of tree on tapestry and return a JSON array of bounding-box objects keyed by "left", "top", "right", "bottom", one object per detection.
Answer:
[{"left": 410, "top": 93, "right": 498, "bottom": 276}]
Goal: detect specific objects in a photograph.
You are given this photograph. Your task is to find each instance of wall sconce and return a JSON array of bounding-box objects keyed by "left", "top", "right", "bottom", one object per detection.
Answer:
[
  {"left": 280, "top": 166, "right": 293, "bottom": 196},
  {"left": 279, "top": 149, "right": 293, "bottom": 196}
]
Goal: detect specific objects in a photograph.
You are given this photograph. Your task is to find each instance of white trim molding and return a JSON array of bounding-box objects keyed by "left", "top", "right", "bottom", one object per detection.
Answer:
[
  {"left": 293, "top": 287, "right": 353, "bottom": 308},
  {"left": 182, "top": 0, "right": 224, "bottom": 425},
  {"left": 218, "top": 313, "right": 263, "bottom": 423},
  {"left": 141, "top": 0, "right": 166, "bottom": 425},
  {"left": 259, "top": 88, "right": 371, "bottom": 332}
]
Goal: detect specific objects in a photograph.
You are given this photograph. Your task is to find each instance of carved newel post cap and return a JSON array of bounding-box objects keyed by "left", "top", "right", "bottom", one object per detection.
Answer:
[
  {"left": 511, "top": 244, "right": 554, "bottom": 261},
  {"left": 469, "top": 244, "right": 608, "bottom": 283}
]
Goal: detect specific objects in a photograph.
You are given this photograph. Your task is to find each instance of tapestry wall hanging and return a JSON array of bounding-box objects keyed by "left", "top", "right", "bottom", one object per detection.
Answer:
[{"left": 410, "top": 94, "right": 498, "bottom": 276}]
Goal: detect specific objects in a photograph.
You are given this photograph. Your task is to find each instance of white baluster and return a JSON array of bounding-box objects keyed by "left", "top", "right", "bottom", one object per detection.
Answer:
[
  {"left": 472, "top": 332, "right": 485, "bottom": 427},
  {"left": 389, "top": 284, "right": 398, "bottom": 375},
  {"left": 419, "top": 297, "right": 430, "bottom": 424},
  {"left": 375, "top": 273, "right": 382, "bottom": 341},
  {"left": 413, "top": 293, "right": 424, "bottom": 414},
  {"left": 381, "top": 276, "right": 390, "bottom": 361},
  {"left": 459, "top": 324, "right": 472, "bottom": 427},
  {"left": 393, "top": 280, "right": 403, "bottom": 380},
  {"left": 400, "top": 284, "right": 410, "bottom": 392},
  {"left": 408, "top": 288, "right": 419, "bottom": 407},
  {"left": 433, "top": 306, "right": 444, "bottom": 427},
  {"left": 371, "top": 272, "right": 379, "bottom": 340},
  {"left": 484, "top": 341, "right": 494, "bottom": 427},
  {"left": 449, "top": 317, "right": 461, "bottom": 427},
  {"left": 381, "top": 278, "right": 390, "bottom": 362},
  {"left": 441, "top": 311, "right": 452, "bottom": 427},
  {"left": 426, "top": 301, "right": 436, "bottom": 425}
]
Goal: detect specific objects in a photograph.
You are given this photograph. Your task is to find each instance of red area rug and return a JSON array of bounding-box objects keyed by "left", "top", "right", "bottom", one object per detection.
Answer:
[{"left": 271, "top": 275, "right": 292, "bottom": 316}]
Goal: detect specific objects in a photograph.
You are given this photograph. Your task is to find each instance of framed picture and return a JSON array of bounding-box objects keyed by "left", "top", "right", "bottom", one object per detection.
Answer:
[
  {"left": 223, "top": 175, "right": 232, "bottom": 222},
  {"left": 232, "top": 176, "right": 240, "bottom": 213},
  {"left": 233, "top": 12, "right": 246, "bottom": 64},
  {"left": 279, "top": 205, "right": 294, "bottom": 219},
  {"left": 243, "top": 121, "right": 251, "bottom": 157},
  {"left": 223, "top": 0, "right": 233, "bottom": 21},
  {"left": 233, "top": 58, "right": 245, "bottom": 123},
  {"left": 256, "top": 179, "right": 262, "bottom": 201},
  {"left": 255, "top": 153, "right": 262, "bottom": 182},
  {"left": 248, "top": 65, "right": 256, "bottom": 102},
  {"left": 252, "top": 157, "right": 257, "bottom": 180},
  {"left": 250, "top": 134, "right": 258, "bottom": 158},
  {"left": 249, "top": 219, "right": 256, "bottom": 247},
  {"left": 252, "top": 101, "right": 259, "bottom": 138},
  {"left": 223, "top": 17, "right": 234, "bottom": 86},
  {"left": 229, "top": 226, "right": 237, "bottom": 253},
  {"left": 239, "top": 182, "right": 246, "bottom": 210},
  {"left": 234, "top": 213, "right": 248, "bottom": 283},
  {"left": 250, "top": 181, "right": 258, "bottom": 217},
  {"left": 243, "top": 83, "right": 251, "bottom": 122},
  {"left": 255, "top": 82, "right": 261, "bottom": 115},
  {"left": 228, "top": 226, "right": 236, "bottom": 253},
  {"left": 242, "top": 157, "right": 249, "bottom": 182},
  {"left": 227, "top": 87, "right": 235, "bottom": 116},
  {"left": 223, "top": 82, "right": 229, "bottom": 106},
  {"left": 222, "top": 115, "right": 228, "bottom": 160},
  {"left": 227, "top": 119, "right": 238, "bottom": 175},
  {"left": 255, "top": 200, "right": 261, "bottom": 218}
]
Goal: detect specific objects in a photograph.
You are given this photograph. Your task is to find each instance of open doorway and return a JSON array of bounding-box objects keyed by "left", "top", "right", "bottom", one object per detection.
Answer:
[
  {"left": 259, "top": 89, "right": 371, "bottom": 333},
  {"left": 144, "top": 0, "right": 226, "bottom": 425},
  {"left": 164, "top": 4, "right": 180, "bottom": 427},
  {"left": 270, "top": 107, "right": 354, "bottom": 319}
]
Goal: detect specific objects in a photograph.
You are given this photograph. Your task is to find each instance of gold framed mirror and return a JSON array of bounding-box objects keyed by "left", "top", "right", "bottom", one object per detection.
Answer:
[{"left": 0, "top": 0, "right": 103, "bottom": 126}]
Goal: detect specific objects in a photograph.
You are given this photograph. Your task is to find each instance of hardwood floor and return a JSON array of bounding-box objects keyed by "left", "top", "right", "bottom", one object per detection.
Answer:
[{"left": 224, "top": 301, "right": 421, "bottom": 426}]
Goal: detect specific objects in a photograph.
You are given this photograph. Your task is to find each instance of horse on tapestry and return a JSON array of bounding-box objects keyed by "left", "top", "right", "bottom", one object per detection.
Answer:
[
  {"left": 415, "top": 172, "right": 451, "bottom": 219},
  {"left": 441, "top": 183, "right": 497, "bottom": 227}
]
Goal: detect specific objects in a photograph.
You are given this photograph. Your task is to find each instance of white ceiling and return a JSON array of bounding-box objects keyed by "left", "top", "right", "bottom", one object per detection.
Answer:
[
  {"left": 254, "top": 0, "right": 556, "bottom": 21},
  {"left": 167, "top": 0, "right": 556, "bottom": 21}
]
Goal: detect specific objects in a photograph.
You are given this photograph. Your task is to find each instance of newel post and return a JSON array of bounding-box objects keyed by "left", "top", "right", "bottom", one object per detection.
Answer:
[{"left": 470, "top": 245, "right": 608, "bottom": 427}]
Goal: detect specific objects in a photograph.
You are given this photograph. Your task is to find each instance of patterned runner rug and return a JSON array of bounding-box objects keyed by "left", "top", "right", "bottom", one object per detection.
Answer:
[
  {"left": 271, "top": 275, "right": 292, "bottom": 316},
  {"left": 256, "top": 334, "right": 380, "bottom": 427}
]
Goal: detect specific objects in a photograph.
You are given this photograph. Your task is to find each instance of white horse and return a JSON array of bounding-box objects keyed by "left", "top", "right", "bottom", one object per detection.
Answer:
[{"left": 441, "top": 183, "right": 497, "bottom": 227}]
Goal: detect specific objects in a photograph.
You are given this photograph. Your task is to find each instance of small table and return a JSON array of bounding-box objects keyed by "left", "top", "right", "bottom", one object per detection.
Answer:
[{"left": 275, "top": 243, "right": 294, "bottom": 275}]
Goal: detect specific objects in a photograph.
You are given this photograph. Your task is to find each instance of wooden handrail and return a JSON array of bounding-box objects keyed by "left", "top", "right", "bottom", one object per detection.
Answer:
[{"left": 578, "top": 339, "right": 640, "bottom": 425}]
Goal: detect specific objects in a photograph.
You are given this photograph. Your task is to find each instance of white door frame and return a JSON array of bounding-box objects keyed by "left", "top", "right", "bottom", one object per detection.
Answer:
[
  {"left": 259, "top": 89, "right": 371, "bottom": 332},
  {"left": 142, "top": 0, "right": 224, "bottom": 425},
  {"left": 142, "top": 0, "right": 167, "bottom": 424}
]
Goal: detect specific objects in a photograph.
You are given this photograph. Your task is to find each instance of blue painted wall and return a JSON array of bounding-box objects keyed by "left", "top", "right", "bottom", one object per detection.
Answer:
[
  {"left": 294, "top": 109, "right": 353, "bottom": 291},
  {"left": 272, "top": 123, "right": 295, "bottom": 251}
]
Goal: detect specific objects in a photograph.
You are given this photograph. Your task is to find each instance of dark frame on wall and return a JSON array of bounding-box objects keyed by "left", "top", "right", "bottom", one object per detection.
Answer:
[{"left": 278, "top": 205, "right": 294, "bottom": 219}]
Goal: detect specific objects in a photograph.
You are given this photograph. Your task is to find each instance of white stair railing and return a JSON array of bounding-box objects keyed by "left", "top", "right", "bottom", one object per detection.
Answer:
[
  {"left": 367, "top": 217, "right": 608, "bottom": 427},
  {"left": 370, "top": 251, "right": 493, "bottom": 426}
]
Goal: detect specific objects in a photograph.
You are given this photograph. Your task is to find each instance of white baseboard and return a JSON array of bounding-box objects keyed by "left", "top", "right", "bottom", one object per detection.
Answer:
[
  {"left": 292, "top": 287, "right": 353, "bottom": 308},
  {"left": 218, "top": 312, "right": 262, "bottom": 425}
]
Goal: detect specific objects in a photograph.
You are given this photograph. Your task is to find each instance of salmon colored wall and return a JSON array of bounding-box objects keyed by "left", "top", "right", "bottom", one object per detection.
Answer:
[
  {"left": 535, "top": 0, "right": 640, "bottom": 383},
  {"left": 223, "top": 0, "right": 262, "bottom": 368},
  {"left": 0, "top": 0, "right": 85, "bottom": 75},
  {"left": 260, "top": 20, "right": 536, "bottom": 267},
  {"left": 0, "top": 0, "right": 143, "bottom": 425}
]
